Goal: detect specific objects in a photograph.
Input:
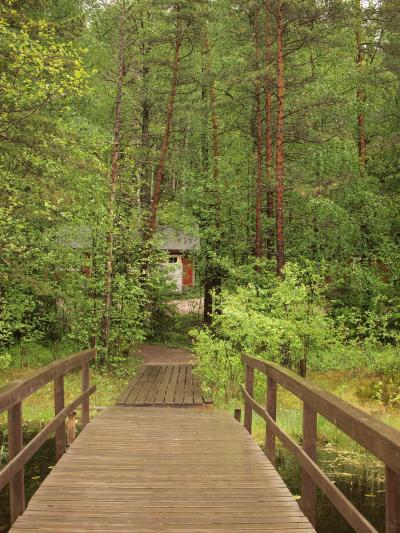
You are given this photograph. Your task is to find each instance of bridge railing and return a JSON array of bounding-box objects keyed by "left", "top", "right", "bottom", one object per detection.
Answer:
[
  {"left": 0, "top": 348, "right": 96, "bottom": 525},
  {"left": 241, "top": 353, "right": 400, "bottom": 533}
]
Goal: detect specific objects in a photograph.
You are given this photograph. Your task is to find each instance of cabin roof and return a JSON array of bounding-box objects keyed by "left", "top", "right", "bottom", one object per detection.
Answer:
[
  {"left": 58, "top": 225, "right": 93, "bottom": 249},
  {"left": 158, "top": 226, "right": 200, "bottom": 252}
]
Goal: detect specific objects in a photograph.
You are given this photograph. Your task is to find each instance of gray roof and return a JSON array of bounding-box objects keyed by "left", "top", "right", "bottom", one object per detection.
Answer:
[
  {"left": 158, "top": 226, "right": 200, "bottom": 251},
  {"left": 58, "top": 225, "right": 93, "bottom": 249}
]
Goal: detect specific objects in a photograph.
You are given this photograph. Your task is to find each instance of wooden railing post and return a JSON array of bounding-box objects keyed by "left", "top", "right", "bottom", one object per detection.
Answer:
[
  {"left": 265, "top": 376, "right": 277, "bottom": 465},
  {"left": 386, "top": 466, "right": 400, "bottom": 533},
  {"left": 8, "top": 402, "right": 25, "bottom": 524},
  {"left": 302, "top": 403, "right": 317, "bottom": 528},
  {"left": 81, "top": 361, "right": 90, "bottom": 429},
  {"left": 243, "top": 364, "right": 254, "bottom": 434},
  {"left": 54, "top": 375, "right": 65, "bottom": 461}
]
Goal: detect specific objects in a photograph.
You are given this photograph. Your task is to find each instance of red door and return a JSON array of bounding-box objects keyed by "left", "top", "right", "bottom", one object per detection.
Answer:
[{"left": 182, "top": 257, "right": 194, "bottom": 287}]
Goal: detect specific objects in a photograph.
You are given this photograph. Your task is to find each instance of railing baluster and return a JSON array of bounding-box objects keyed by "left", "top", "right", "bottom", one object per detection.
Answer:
[
  {"left": 54, "top": 375, "right": 65, "bottom": 461},
  {"left": 302, "top": 403, "right": 317, "bottom": 528},
  {"left": 243, "top": 364, "right": 254, "bottom": 434},
  {"left": 8, "top": 402, "right": 25, "bottom": 524},
  {"left": 265, "top": 376, "right": 277, "bottom": 465},
  {"left": 81, "top": 361, "right": 90, "bottom": 428},
  {"left": 386, "top": 465, "right": 400, "bottom": 533}
]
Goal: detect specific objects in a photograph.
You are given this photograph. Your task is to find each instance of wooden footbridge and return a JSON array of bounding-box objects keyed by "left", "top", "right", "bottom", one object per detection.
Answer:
[{"left": 1, "top": 348, "right": 400, "bottom": 532}]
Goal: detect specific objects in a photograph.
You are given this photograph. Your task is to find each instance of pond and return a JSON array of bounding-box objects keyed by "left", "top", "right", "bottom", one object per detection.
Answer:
[
  {"left": 0, "top": 435, "right": 55, "bottom": 533},
  {"left": 0, "top": 436, "right": 386, "bottom": 532},
  {"left": 276, "top": 445, "right": 385, "bottom": 532}
]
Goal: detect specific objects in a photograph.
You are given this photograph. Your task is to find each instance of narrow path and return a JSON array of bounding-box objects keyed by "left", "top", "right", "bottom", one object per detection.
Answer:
[
  {"left": 11, "top": 407, "right": 314, "bottom": 532},
  {"left": 134, "top": 343, "right": 196, "bottom": 365}
]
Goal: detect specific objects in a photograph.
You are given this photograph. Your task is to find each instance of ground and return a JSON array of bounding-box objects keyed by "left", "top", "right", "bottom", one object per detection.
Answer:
[{"left": 133, "top": 343, "right": 197, "bottom": 365}]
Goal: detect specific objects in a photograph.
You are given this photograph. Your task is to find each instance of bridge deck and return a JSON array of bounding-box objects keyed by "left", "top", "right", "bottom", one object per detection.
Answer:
[
  {"left": 11, "top": 407, "right": 314, "bottom": 532},
  {"left": 117, "top": 364, "right": 212, "bottom": 407}
]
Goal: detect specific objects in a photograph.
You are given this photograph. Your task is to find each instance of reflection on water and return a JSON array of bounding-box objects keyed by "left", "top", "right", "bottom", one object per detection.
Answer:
[
  {"left": 276, "top": 445, "right": 385, "bottom": 533},
  {"left": 0, "top": 436, "right": 386, "bottom": 533},
  {"left": 0, "top": 436, "right": 55, "bottom": 533}
]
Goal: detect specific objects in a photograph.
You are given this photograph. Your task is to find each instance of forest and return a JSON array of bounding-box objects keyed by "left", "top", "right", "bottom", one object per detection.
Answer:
[
  {"left": 1, "top": 0, "right": 400, "bottom": 531},
  {"left": 1, "top": 0, "right": 399, "bottom": 383}
]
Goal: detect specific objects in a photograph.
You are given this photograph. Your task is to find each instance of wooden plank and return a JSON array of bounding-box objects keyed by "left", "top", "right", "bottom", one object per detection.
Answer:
[
  {"left": 132, "top": 366, "right": 160, "bottom": 406},
  {"left": 192, "top": 371, "right": 204, "bottom": 405},
  {"left": 120, "top": 364, "right": 210, "bottom": 407},
  {"left": 116, "top": 366, "right": 147, "bottom": 405},
  {"left": 124, "top": 366, "right": 155, "bottom": 405},
  {"left": 164, "top": 365, "right": 180, "bottom": 405},
  {"left": 183, "top": 365, "right": 194, "bottom": 405},
  {"left": 173, "top": 365, "right": 187, "bottom": 405},
  {"left": 154, "top": 365, "right": 174, "bottom": 405},
  {"left": 143, "top": 365, "right": 167, "bottom": 405},
  {"left": 10, "top": 407, "right": 314, "bottom": 532}
]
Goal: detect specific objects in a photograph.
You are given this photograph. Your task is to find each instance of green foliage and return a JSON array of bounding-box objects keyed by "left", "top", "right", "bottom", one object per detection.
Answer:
[{"left": 192, "top": 262, "right": 339, "bottom": 398}]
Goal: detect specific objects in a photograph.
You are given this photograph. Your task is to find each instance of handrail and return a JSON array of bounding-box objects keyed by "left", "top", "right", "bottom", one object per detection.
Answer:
[
  {"left": 241, "top": 353, "right": 400, "bottom": 533},
  {"left": 0, "top": 348, "right": 96, "bottom": 526},
  {"left": 0, "top": 349, "right": 95, "bottom": 413}
]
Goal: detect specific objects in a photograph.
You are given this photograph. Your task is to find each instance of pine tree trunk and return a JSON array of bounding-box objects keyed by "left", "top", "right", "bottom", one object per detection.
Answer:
[
  {"left": 275, "top": 0, "right": 285, "bottom": 277},
  {"left": 264, "top": 0, "right": 274, "bottom": 259},
  {"left": 101, "top": 0, "right": 127, "bottom": 360},
  {"left": 140, "top": 67, "right": 151, "bottom": 209},
  {"left": 355, "top": 0, "right": 366, "bottom": 171},
  {"left": 253, "top": 5, "right": 264, "bottom": 261},
  {"left": 148, "top": 5, "right": 182, "bottom": 235},
  {"left": 203, "top": 30, "right": 222, "bottom": 326}
]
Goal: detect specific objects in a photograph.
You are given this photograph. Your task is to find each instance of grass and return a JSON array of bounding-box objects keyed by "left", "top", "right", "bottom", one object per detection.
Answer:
[
  {"left": 215, "top": 368, "right": 400, "bottom": 454},
  {"left": 0, "top": 344, "right": 139, "bottom": 431}
]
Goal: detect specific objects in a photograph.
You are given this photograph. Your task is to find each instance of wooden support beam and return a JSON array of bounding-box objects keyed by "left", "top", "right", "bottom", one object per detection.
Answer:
[
  {"left": 81, "top": 361, "right": 90, "bottom": 428},
  {"left": 8, "top": 402, "right": 25, "bottom": 524},
  {"left": 265, "top": 376, "right": 277, "bottom": 465},
  {"left": 54, "top": 375, "right": 65, "bottom": 461},
  {"left": 386, "top": 466, "right": 400, "bottom": 533},
  {"left": 302, "top": 403, "right": 317, "bottom": 527},
  {"left": 243, "top": 365, "right": 254, "bottom": 434},
  {"left": 234, "top": 408, "right": 241, "bottom": 422}
]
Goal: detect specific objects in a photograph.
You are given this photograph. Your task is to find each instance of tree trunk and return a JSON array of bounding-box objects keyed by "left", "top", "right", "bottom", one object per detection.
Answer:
[
  {"left": 275, "top": 0, "right": 285, "bottom": 277},
  {"left": 140, "top": 69, "right": 151, "bottom": 209},
  {"left": 101, "top": 0, "right": 127, "bottom": 361},
  {"left": 148, "top": 5, "right": 182, "bottom": 235},
  {"left": 264, "top": 0, "right": 274, "bottom": 259},
  {"left": 203, "top": 30, "right": 222, "bottom": 326},
  {"left": 253, "top": 5, "right": 264, "bottom": 261},
  {"left": 355, "top": 0, "right": 366, "bottom": 171}
]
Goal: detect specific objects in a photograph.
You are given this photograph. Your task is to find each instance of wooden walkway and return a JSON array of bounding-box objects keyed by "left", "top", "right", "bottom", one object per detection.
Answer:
[
  {"left": 11, "top": 407, "right": 314, "bottom": 532},
  {"left": 117, "top": 364, "right": 212, "bottom": 407}
]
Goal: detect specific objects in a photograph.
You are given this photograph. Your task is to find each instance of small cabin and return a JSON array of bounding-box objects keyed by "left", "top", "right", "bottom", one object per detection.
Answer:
[{"left": 159, "top": 227, "right": 200, "bottom": 292}]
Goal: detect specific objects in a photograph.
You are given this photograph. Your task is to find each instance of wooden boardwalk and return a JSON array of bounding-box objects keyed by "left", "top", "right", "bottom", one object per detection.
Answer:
[
  {"left": 117, "top": 364, "right": 212, "bottom": 407},
  {"left": 11, "top": 407, "right": 314, "bottom": 532}
]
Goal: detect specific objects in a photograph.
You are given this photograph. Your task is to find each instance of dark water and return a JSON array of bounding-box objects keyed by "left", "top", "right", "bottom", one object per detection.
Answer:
[
  {"left": 0, "top": 436, "right": 56, "bottom": 533},
  {"left": 1, "top": 437, "right": 385, "bottom": 532},
  {"left": 276, "top": 445, "right": 385, "bottom": 533}
]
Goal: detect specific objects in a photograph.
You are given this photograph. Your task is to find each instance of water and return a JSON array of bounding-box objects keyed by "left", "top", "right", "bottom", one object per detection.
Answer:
[
  {"left": 0, "top": 437, "right": 386, "bottom": 532},
  {"left": 0, "top": 436, "right": 56, "bottom": 533},
  {"left": 276, "top": 445, "right": 385, "bottom": 532}
]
